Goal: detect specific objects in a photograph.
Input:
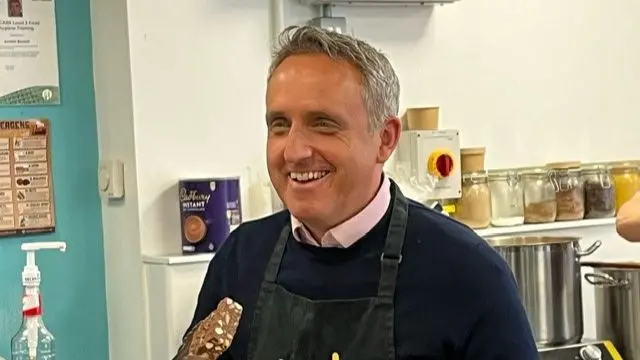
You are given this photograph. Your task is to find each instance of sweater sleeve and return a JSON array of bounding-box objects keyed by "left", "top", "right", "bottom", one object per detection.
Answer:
[
  {"left": 462, "top": 259, "right": 539, "bottom": 359},
  {"left": 184, "top": 233, "right": 236, "bottom": 337}
]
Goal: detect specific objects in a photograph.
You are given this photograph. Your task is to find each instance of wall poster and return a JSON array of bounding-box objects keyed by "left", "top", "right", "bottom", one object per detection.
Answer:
[
  {"left": 0, "top": 118, "right": 55, "bottom": 236},
  {"left": 0, "top": 0, "right": 60, "bottom": 105}
]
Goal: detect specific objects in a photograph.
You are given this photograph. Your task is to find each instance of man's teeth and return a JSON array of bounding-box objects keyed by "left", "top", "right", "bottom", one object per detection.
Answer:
[{"left": 289, "top": 171, "right": 329, "bottom": 182}]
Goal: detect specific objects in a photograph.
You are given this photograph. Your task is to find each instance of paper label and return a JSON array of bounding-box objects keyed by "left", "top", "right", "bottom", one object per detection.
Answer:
[{"left": 22, "top": 294, "right": 41, "bottom": 316}]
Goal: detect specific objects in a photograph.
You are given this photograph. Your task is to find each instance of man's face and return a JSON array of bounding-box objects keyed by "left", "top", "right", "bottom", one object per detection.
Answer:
[
  {"left": 9, "top": 1, "right": 21, "bottom": 16},
  {"left": 266, "top": 53, "right": 399, "bottom": 232}
]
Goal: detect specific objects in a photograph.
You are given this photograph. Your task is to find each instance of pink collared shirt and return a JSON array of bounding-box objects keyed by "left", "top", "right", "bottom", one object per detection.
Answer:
[{"left": 291, "top": 176, "right": 391, "bottom": 248}]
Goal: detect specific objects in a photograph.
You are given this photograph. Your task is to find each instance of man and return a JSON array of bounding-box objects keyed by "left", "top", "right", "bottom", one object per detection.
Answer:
[
  {"left": 616, "top": 191, "right": 640, "bottom": 242},
  {"left": 186, "top": 25, "right": 538, "bottom": 359},
  {"left": 8, "top": 0, "right": 22, "bottom": 17}
]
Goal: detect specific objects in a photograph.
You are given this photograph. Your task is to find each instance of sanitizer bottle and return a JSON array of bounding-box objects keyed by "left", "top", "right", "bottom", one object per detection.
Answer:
[{"left": 11, "top": 241, "right": 66, "bottom": 360}]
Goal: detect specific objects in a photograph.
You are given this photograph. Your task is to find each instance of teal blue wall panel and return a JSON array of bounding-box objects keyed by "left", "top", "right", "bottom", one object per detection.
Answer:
[{"left": 0, "top": 0, "right": 109, "bottom": 359}]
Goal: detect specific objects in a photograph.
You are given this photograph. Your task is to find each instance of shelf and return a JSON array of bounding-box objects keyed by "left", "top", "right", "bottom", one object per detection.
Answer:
[
  {"left": 142, "top": 218, "right": 616, "bottom": 265},
  {"left": 142, "top": 252, "right": 215, "bottom": 265},
  {"left": 475, "top": 218, "right": 616, "bottom": 238}
]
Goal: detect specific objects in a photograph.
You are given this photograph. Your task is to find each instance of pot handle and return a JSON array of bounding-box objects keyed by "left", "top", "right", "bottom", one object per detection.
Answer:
[
  {"left": 577, "top": 240, "right": 602, "bottom": 257},
  {"left": 584, "top": 273, "right": 630, "bottom": 288}
]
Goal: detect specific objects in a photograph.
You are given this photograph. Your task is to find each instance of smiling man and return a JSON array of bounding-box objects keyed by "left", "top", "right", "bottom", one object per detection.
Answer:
[{"left": 185, "top": 25, "right": 538, "bottom": 360}]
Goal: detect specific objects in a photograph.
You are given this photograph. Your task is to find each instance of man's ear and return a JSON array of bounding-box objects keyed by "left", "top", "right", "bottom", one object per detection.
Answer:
[{"left": 377, "top": 116, "right": 401, "bottom": 163}]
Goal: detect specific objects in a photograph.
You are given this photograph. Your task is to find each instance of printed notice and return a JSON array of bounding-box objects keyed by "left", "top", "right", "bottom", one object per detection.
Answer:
[
  {"left": 0, "top": 0, "right": 60, "bottom": 105},
  {"left": 0, "top": 118, "right": 55, "bottom": 236}
]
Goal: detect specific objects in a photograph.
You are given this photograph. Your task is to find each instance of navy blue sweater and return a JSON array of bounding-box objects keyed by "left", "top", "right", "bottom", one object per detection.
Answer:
[{"left": 188, "top": 200, "right": 538, "bottom": 359}]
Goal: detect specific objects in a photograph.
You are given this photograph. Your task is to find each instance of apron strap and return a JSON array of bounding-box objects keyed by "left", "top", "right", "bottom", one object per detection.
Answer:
[
  {"left": 264, "top": 224, "right": 291, "bottom": 283},
  {"left": 247, "top": 220, "right": 291, "bottom": 358},
  {"left": 378, "top": 181, "right": 409, "bottom": 299}
]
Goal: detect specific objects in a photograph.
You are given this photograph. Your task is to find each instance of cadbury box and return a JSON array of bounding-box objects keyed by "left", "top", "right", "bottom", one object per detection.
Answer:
[{"left": 178, "top": 177, "right": 242, "bottom": 254}]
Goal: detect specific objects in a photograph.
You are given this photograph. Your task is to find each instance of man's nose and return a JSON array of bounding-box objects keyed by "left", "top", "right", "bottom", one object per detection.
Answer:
[{"left": 283, "top": 129, "right": 313, "bottom": 163}]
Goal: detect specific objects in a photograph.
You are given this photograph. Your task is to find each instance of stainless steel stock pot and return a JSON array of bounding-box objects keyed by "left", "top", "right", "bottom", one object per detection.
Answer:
[
  {"left": 486, "top": 236, "right": 601, "bottom": 346},
  {"left": 583, "top": 261, "right": 640, "bottom": 360}
]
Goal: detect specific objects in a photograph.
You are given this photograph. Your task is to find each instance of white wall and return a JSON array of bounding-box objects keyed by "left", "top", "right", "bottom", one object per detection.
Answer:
[
  {"left": 318, "top": 1, "right": 640, "bottom": 167},
  {"left": 90, "top": 0, "right": 640, "bottom": 358}
]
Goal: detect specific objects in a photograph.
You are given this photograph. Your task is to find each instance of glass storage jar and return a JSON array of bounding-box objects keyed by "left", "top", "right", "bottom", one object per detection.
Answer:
[
  {"left": 547, "top": 162, "right": 585, "bottom": 221},
  {"left": 453, "top": 172, "right": 491, "bottom": 229},
  {"left": 611, "top": 162, "right": 640, "bottom": 213},
  {"left": 488, "top": 170, "right": 524, "bottom": 227},
  {"left": 522, "top": 168, "right": 557, "bottom": 224},
  {"left": 581, "top": 164, "right": 616, "bottom": 219}
]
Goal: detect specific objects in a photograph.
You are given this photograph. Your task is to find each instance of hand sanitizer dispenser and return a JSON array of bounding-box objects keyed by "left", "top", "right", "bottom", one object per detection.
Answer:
[{"left": 11, "top": 241, "right": 66, "bottom": 360}]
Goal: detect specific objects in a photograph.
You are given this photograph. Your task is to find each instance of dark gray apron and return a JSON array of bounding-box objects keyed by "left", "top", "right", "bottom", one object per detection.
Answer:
[{"left": 246, "top": 183, "right": 408, "bottom": 360}]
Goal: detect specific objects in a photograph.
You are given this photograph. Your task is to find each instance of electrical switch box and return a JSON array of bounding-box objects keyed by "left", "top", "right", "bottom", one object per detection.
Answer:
[{"left": 395, "top": 130, "right": 462, "bottom": 200}]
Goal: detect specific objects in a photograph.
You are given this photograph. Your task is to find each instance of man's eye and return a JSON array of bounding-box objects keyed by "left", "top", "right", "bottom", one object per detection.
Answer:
[
  {"left": 269, "top": 119, "right": 289, "bottom": 133},
  {"left": 315, "top": 119, "right": 338, "bottom": 132},
  {"left": 316, "top": 117, "right": 337, "bottom": 126}
]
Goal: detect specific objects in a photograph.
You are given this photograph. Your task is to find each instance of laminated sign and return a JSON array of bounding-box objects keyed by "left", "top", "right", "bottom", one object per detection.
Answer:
[
  {"left": 0, "top": 0, "right": 60, "bottom": 106},
  {"left": 0, "top": 118, "right": 55, "bottom": 236}
]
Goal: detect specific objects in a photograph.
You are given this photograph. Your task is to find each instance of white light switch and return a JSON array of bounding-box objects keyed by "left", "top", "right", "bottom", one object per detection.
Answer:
[{"left": 98, "top": 160, "right": 125, "bottom": 200}]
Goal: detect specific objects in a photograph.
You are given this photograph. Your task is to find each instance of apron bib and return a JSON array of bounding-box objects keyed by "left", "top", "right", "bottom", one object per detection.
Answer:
[{"left": 246, "top": 182, "right": 408, "bottom": 360}]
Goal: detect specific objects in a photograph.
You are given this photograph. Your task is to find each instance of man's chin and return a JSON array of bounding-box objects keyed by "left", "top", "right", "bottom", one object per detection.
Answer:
[
  {"left": 286, "top": 202, "right": 326, "bottom": 221},
  {"left": 287, "top": 205, "right": 316, "bottom": 220}
]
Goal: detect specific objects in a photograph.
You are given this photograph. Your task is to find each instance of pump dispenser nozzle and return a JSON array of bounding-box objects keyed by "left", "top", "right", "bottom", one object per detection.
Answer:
[
  {"left": 20, "top": 241, "right": 66, "bottom": 288},
  {"left": 12, "top": 241, "right": 66, "bottom": 360}
]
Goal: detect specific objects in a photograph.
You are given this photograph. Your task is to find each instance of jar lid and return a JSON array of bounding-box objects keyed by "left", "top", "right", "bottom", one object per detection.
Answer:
[
  {"left": 487, "top": 169, "right": 518, "bottom": 179},
  {"left": 546, "top": 161, "right": 581, "bottom": 169},
  {"left": 581, "top": 164, "right": 609, "bottom": 172},
  {"left": 610, "top": 160, "right": 639, "bottom": 170},
  {"left": 460, "top": 147, "right": 486, "bottom": 155},
  {"left": 462, "top": 171, "right": 488, "bottom": 180},
  {"left": 519, "top": 167, "right": 547, "bottom": 176}
]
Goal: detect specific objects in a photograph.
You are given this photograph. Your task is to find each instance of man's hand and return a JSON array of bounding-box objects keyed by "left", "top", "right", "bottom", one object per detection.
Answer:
[{"left": 616, "top": 191, "right": 640, "bottom": 242}]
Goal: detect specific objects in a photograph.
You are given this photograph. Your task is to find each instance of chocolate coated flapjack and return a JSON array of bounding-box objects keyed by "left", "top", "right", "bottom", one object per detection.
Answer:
[{"left": 173, "top": 297, "right": 243, "bottom": 360}]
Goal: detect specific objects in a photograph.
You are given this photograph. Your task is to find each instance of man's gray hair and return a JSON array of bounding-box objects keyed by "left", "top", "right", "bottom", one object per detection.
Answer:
[{"left": 268, "top": 25, "right": 400, "bottom": 130}]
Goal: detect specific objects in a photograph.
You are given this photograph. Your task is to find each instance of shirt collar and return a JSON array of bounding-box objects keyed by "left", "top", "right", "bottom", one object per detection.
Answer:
[{"left": 291, "top": 175, "right": 391, "bottom": 248}]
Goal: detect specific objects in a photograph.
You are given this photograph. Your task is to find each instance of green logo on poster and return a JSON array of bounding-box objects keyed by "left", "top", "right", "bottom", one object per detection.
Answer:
[{"left": 41, "top": 89, "right": 53, "bottom": 101}]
